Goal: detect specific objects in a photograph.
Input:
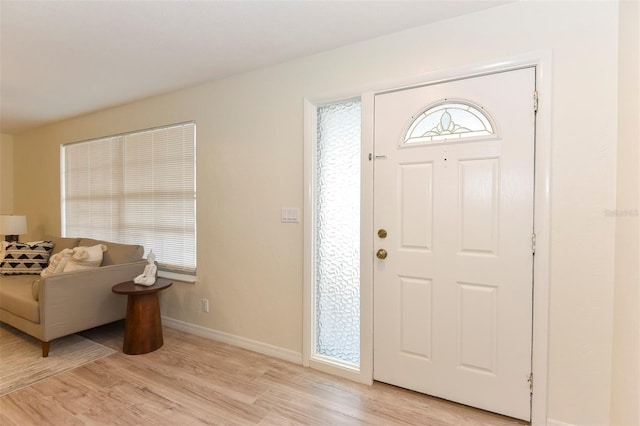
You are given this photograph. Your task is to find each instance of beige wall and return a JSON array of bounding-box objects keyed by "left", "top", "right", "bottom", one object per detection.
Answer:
[
  {"left": 0, "top": 133, "right": 14, "bottom": 214},
  {"left": 611, "top": 2, "right": 640, "bottom": 425},
  {"left": 10, "top": 2, "right": 628, "bottom": 424}
]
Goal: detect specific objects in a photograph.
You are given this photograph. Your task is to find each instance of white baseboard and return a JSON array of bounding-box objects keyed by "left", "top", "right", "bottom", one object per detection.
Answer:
[
  {"left": 161, "top": 316, "right": 302, "bottom": 365},
  {"left": 546, "top": 420, "right": 576, "bottom": 426}
]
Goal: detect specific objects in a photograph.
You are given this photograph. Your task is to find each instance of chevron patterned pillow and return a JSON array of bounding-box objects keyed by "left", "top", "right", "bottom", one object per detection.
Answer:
[{"left": 0, "top": 241, "right": 54, "bottom": 275}]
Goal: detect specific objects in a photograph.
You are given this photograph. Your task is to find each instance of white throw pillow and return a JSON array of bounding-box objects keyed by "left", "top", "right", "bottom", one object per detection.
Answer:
[
  {"left": 63, "top": 244, "right": 107, "bottom": 272},
  {"left": 40, "top": 248, "right": 73, "bottom": 278}
]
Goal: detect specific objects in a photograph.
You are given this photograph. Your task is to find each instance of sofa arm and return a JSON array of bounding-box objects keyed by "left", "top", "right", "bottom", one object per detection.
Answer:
[{"left": 39, "top": 260, "right": 147, "bottom": 342}]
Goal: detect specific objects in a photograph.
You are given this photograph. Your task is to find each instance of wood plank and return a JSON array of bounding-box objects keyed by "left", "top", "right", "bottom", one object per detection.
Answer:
[
  {"left": 0, "top": 386, "right": 84, "bottom": 425},
  {"left": 2, "top": 322, "right": 528, "bottom": 425},
  {"left": 31, "top": 374, "right": 110, "bottom": 416}
]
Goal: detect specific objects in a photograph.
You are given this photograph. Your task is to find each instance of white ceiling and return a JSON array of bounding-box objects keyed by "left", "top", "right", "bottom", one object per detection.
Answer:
[{"left": 0, "top": 0, "right": 511, "bottom": 134}]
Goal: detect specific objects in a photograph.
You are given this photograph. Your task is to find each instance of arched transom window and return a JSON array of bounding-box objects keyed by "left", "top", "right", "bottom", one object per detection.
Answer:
[{"left": 404, "top": 101, "right": 496, "bottom": 144}]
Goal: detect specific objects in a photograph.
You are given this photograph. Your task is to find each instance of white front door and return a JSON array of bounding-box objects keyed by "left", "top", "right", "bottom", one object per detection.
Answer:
[{"left": 373, "top": 68, "right": 536, "bottom": 420}]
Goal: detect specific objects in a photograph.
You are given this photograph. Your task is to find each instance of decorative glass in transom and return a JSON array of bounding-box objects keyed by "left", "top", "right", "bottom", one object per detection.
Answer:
[{"left": 404, "top": 101, "right": 495, "bottom": 144}]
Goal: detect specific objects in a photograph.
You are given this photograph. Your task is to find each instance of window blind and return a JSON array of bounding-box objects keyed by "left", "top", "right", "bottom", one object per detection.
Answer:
[{"left": 62, "top": 122, "right": 196, "bottom": 276}]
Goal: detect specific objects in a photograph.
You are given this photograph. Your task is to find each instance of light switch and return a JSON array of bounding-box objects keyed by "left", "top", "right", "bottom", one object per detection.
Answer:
[{"left": 281, "top": 207, "right": 300, "bottom": 223}]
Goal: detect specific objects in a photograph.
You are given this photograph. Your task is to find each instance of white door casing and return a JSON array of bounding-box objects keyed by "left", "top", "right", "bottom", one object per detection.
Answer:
[{"left": 373, "top": 68, "right": 536, "bottom": 420}]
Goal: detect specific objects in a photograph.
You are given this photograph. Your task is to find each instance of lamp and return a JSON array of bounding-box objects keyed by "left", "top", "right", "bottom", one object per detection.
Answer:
[{"left": 0, "top": 215, "right": 27, "bottom": 242}]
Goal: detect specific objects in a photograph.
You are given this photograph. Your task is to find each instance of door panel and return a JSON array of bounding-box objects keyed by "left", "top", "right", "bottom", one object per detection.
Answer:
[
  {"left": 458, "top": 158, "right": 499, "bottom": 254},
  {"left": 400, "top": 276, "right": 433, "bottom": 358},
  {"left": 399, "top": 162, "right": 433, "bottom": 250},
  {"left": 458, "top": 282, "right": 497, "bottom": 373},
  {"left": 373, "top": 68, "right": 535, "bottom": 420}
]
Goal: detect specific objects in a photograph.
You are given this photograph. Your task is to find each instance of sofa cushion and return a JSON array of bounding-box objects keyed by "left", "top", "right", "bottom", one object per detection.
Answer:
[
  {"left": 78, "top": 239, "right": 143, "bottom": 266},
  {"left": 45, "top": 236, "right": 82, "bottom": 255},
  {"left": 0, "top": 241, "right": 54, "bottom": 275},
  {"left": 0, "top": 274, "right": 40, "bottom": 323},
  {"left": 32, "top": 278, "right": 40, "bottom": 300}
]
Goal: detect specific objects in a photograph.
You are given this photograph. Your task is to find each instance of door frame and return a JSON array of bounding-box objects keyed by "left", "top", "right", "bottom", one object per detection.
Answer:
[{"left": 303, "top": 51, "right": 551, "bottom": 425}]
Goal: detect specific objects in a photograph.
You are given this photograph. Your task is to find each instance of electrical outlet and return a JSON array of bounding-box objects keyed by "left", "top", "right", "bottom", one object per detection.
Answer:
[{"left": 201, "top": 298, "right": 209, "bottom": 313}]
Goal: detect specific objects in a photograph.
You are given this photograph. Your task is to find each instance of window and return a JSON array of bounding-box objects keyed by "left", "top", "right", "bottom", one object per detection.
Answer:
[
  {"left": 404, "top": 100, "right": 495, "bottom": 144},
  {"left": 61, "top": 122, "right": 196, "bottom": 279},
  {"left": 314, "top": 99, "right": 361, "bottom": 366}
]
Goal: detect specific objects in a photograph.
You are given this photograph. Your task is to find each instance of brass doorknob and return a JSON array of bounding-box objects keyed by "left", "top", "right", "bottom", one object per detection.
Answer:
[
  {"left": 377, "top": 229, "right": 388, "bottom": 238},
  {"left": 376, "top": 249, "right": 388, "bottom": 259}
]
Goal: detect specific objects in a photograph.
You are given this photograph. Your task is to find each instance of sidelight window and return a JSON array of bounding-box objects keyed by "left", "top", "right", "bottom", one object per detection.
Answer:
[{"left": 314, "top": 99, "right": 361, "bottom": 366}]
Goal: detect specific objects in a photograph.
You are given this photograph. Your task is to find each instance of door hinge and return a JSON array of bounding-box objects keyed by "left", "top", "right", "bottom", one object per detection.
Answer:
[
  {"left": 527, "top": 372, "right": 534, "bottom": 393},
  {"left": 531, "top": 233, "right": 537, "bottom": 255},
  {"left": 533, "top": 91, "right": 539, "bottom": 112}
]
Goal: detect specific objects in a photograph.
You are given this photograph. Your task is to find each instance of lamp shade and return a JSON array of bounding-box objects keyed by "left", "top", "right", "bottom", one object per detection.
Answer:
[{"left": 0, "top": 215, "right": 27, "bottom": 235}]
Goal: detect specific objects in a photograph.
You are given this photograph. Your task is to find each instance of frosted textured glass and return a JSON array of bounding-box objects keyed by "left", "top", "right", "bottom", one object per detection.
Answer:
[{"left": 315, "top": 100, "right": 361, "bottom": 366}]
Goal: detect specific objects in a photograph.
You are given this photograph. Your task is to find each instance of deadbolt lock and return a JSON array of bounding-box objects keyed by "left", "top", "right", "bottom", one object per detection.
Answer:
[
  {"left": 376, "top": 249, "right": 388, "bottom": 260},
  {"left": 377, "top": 229, "right": 388, "bottom": 239}
]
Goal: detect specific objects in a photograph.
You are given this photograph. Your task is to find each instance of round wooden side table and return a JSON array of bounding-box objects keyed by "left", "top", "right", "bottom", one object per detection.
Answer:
[{"left": 112, "top": 277, "right": 173, "bottom": 355}]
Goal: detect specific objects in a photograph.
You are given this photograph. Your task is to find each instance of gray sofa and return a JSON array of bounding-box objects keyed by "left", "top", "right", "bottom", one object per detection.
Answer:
[{"left": 0, "top": 236, "right": 146, "bottom": 356}]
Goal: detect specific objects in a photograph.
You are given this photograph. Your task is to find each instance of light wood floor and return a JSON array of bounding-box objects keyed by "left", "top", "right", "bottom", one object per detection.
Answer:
[{"left": 1, "top": 321, "right": 528, "bottom": 425}]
